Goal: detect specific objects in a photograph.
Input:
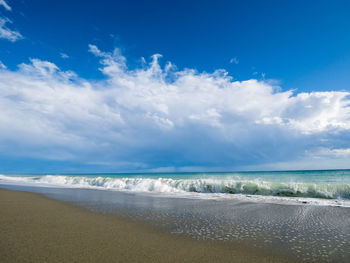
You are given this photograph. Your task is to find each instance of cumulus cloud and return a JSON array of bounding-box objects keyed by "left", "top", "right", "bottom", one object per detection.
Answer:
[
  {"left": 0, "top": 17, "right": 22, "bottom": 42},
  {"left": 0, "top": 45, "right": 349, "bottom": 171},
  {"left": 0, "top": 0, "right": 11, "bottom": 11}
]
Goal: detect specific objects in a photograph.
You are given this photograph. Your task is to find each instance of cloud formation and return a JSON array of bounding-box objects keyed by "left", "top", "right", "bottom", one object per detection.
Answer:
[
  {"left": 60, "top": 53, "right": 69, "bottom": 59},
  {"left": 0, "top": 45, "right": 349, "bottom": 171},
  {"left": 229, "top": 57, "right": 239, "bottom": 64},
  {"left": 0, "top": 0, "right": 11, "bottom": 11},
  {"left": 0, "top": 1, "right": 22, "bottom": 42},
  {"left": 0, "top": 18, "right": 22, "bottom": 41},
  {"left": 0, "top": 60, "right": 6, "bottom": 69}
]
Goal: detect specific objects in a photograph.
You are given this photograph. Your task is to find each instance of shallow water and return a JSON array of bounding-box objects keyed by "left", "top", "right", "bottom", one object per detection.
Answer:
[{"left": 2, "top": 184, "right": 350, "bottom": 262}]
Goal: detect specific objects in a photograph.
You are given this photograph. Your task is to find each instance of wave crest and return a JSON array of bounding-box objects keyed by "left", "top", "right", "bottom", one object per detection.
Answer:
[{"left": 1, "top": 174, "right": 350, "bottom": 200}]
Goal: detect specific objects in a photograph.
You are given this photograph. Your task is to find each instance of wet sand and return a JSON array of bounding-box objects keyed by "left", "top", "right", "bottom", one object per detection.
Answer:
[{"left": 0, "top": 189, "right": 293, "bottom": 263}]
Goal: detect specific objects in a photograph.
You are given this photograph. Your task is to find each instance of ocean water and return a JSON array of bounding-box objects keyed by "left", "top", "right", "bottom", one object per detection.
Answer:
[
  {"left": 1, "top": 169, "right": 350, "bottom": 206},
  {"left": 1, "top": 170, "right": 350, "bottom": 262}
]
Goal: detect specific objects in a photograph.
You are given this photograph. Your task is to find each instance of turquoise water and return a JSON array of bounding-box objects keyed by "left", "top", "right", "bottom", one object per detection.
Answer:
[
  {"left": 1, "top": 169, "right": 350, "bottom": 200},
  {"left": 13, "top": 169, "right": 350, "bottom": 182},
  {"left": 74, "top": 169, "right": 350, "bottom": 183}
]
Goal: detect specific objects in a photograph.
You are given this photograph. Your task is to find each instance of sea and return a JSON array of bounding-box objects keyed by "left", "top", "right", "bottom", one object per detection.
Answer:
[
  {"left": 1, "top": 170, "right": 350, "bottom": 262},
  {"left": 1, "top": 169, "right": 350, "bottom": 206}
]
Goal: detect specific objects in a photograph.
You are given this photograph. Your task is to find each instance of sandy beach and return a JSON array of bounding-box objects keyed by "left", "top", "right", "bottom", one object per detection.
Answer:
[{"left": 0, "top": 189, "right": 294, "bottom": 263}]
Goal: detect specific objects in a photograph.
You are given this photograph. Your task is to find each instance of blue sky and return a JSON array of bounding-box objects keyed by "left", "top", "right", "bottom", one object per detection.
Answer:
[{"left": 0, "top": 0, "right": 350, "bottom": 173}]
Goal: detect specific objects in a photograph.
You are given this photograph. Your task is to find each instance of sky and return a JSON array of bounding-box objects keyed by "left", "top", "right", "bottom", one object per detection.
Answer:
[{"left": 0, "top": 0, "right": 350, "bottom": 173}]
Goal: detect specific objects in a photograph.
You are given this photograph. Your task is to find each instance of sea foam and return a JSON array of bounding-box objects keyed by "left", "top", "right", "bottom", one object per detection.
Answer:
[{"left": 1, "top": 174, "right": 350, "bottom": 200}]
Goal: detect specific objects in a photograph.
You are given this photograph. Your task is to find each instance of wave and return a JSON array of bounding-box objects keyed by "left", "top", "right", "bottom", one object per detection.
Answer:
[{"left": 1, "top": 174, "right": 350, "bottom": 200}]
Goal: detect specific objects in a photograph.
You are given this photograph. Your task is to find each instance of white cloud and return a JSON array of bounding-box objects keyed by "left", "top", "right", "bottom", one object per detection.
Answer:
[
  {"left": 331, "top": 148, "right": 350, "bottom": 156},
  {"left": 0, "top": 0, "right": 11, "bottom": 11},
  {"left": 229, "top": 57, "right": 239, "bottom": 64},
  {"left": 0, "top": 45, "right": 349, "bottom": 170},
  {"left": 317, "top": 148, "right": 350, "bottom": 157},
  {"left": 60, "top": 53, "right": 69, "bottom": 59},
  {"left": 0, "top": 17, "right": 22, "bottom": 42},
  {"left": 0, "top": 1, "right": 23, "bottom": 42},
  {"left": 0, "top": 60, "right": 6, "bottom": 69}
]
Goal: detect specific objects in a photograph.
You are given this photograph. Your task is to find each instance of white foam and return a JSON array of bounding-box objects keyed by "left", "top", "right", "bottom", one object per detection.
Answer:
[{"left": 1, "top": 174, "right": 350, "bottom": 207}]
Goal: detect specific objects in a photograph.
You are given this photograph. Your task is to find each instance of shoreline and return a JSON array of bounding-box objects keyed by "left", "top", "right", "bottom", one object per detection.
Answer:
[{"left": 0, "top": 188, "right": 293, "bottom": 263}]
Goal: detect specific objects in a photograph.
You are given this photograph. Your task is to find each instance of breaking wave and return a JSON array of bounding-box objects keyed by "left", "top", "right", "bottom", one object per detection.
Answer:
[{"left": 1, "top": 174, "right": 350, "bottom": 200}]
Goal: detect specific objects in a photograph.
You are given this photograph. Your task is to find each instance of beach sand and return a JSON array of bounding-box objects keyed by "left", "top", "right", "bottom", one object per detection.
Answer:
[{"left": 0, "top": 189, "right": 293, "bottom": 263}]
